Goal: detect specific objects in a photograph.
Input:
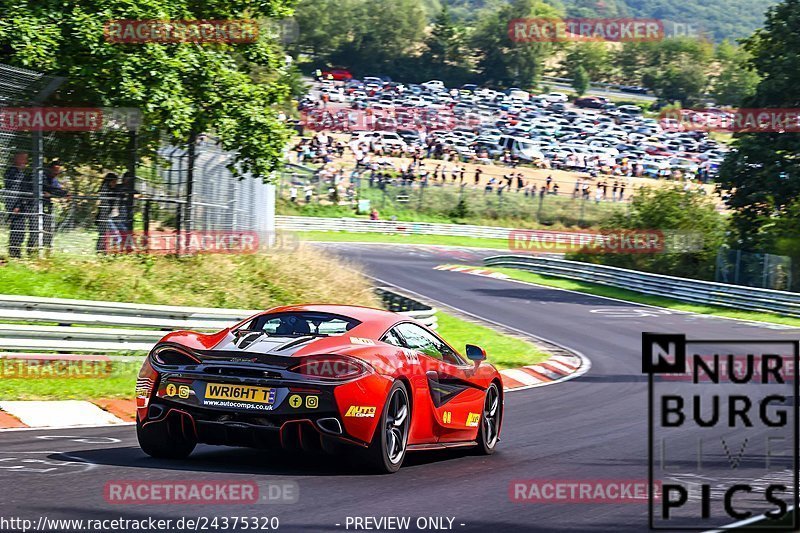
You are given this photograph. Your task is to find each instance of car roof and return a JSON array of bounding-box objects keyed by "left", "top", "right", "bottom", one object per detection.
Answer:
[{"left": 260, "top": 304, "right": 405, "bottom": 336}]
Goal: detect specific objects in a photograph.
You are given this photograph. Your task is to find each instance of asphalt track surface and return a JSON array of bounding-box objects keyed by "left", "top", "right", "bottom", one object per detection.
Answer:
[{"left": 1, "top": 243, "right": 797, "bottom": 532}]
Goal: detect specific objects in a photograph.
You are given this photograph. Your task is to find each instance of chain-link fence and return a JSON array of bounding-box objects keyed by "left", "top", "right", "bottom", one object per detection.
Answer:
[
  {"left": 715, "top": 248, "right": 792, "bottom": 291},
  {"left": 276, "top": 167, "right": 627, "bottom": 228},
  {"left": 0, "top": 62, "right": 275, "bottom": 256}
]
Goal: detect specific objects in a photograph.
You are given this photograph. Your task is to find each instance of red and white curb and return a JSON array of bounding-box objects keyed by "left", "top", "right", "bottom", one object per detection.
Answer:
[
  {"left": 500, "top": 354, "right": 584, "bottom": 391},
  {"left": 0, "top": 398, "right": 137, "bottom": 430},
  {"left": 434, "top": 264, "right": 510, "bottom": 279}
]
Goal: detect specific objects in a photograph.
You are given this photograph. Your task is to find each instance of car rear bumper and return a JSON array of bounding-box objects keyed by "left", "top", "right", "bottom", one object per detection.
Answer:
[
  {"left": 141, "top": 401, "right": 364, "bottom": 452},
  {"left": 139, "top": 369, "right": 393, "bottom": 449}
]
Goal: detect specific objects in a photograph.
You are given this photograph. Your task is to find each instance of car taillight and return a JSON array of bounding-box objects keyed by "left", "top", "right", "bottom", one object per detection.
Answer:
[
  {"left": 150, "top": 346, "right": 201, "bottom": 366},
  {"left": 289, "top": 355, "right": 371, "bottom": 381},
  {"left": 136, "top": 359, "right": 158, "bottom": 408}
]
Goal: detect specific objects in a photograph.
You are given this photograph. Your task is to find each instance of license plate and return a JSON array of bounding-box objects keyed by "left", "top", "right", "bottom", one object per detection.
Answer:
[{"left": 204, "top": 383, "right": 275, "bottom": 404}]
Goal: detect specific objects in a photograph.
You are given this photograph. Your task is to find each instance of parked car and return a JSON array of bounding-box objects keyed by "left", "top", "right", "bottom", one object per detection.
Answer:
[
  {"left": 421, "top": 80, "right": 446, "bottom": 91},
  {"left": 543, "top": 92, "right": 569, "bottom": 103},
  {"left": 575, "top": 97, "right": 606, "bottom": 109},
  {"left": 320, "top": 68, "right": 353, "bottom": 81}
]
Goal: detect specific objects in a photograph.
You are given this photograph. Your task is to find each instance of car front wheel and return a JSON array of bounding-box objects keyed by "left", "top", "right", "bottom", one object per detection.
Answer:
[{"left": 475, "top": 382, "right": 502, "bottom": 455}]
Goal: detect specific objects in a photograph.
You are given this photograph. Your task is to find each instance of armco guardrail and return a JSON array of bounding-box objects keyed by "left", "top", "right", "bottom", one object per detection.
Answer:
[
  {"left": 277, "top": 215, "right": 599, "bottom": 242},
  {"left": 376, "top": 287, "right": 438, "bottom": 330},
  {"left": 484, "top": 255, "right": 800, "bottom": 318},
  {"left": 278, "top": 215, "right": 514, "bottom": 239},
  {"left": 0, "top": 289, "right": 436, "bottom": 353}
]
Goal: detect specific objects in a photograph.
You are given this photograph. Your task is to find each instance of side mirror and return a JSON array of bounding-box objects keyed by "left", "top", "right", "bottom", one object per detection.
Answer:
[{"left": 465, "top": 344, "right": 487, "bottom": 362}]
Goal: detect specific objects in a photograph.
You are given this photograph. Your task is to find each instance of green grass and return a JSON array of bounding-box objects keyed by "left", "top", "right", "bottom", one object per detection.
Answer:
[
  {"left": 469, "top": 265, "right": 800, "bottom": 328},
  {"left": 0, "top": 311, "right": 547, "bottom": 399},
  {"left": 277, "top": 182, "right": 624, "bottom": 230},
  {"left": 0, "top": 250, "right": 380, "bottom": 309},
  {"left": 435, "top": 311, "right": 549, "bottom": 369},
  {"left": 0, "top": 359, "right": 141, "bottom": 400},
  {"left": 298, "top": 230, "right": 510, "bottom": 249}
]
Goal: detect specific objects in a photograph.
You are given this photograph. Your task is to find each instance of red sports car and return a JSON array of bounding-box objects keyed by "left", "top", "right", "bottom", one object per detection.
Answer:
[
  {"left": 136, "top": 305, "right": 504, "bottom": 473},
  {"left": 319, "top": 68, "right": 353, "bottom": 81}
]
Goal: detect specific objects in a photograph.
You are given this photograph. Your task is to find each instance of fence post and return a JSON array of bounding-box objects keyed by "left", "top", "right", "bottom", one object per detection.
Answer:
[
  {"left": 32, "top": 130, "right": 44, "bottom": 257},
  {"left": 185, "top": 132, "right": 197, "bottom": 235}
]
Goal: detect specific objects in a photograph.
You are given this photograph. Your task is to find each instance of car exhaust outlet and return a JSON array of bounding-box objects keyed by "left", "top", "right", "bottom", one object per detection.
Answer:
[
  {"left": 317, "top": 417, "right": 343, "bottom": 435},
  {"left": 148, "top": 404, "right": 165, "bottom": 420}
]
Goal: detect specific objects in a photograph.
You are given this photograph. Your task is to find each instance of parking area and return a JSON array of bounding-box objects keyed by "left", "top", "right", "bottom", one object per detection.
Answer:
[{"left": 298, "top": 76, "right": 728, "bottom": 184}]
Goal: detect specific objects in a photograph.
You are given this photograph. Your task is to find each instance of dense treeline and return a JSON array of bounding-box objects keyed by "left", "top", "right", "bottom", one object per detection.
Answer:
[
  {"left": 446, "top": 0, "right": 775, "bottom": 40},
  {"left": 291, "top": 0, "right": 761, "bottom": 106}
]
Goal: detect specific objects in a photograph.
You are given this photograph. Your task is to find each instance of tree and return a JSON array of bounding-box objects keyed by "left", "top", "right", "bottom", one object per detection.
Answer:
[
  {"left": 0, "top": 0, "right": 296, "bottom": 180},
  {"left": 616, "top": 38, "right": 713, "bottom": 101},
  {"left": 329, "top": 0, "right": 426, "bottom": 76},
  {"left": 563, "top": 42, "right": 610, "bottom": 82},
  {"left": 568, "top": 187, "right": 726, "bottom": 280},
  {"left": 424, "top": 4, "right": 464, "bottom": 67},
  {"left": 710, "top": 40, "right": 759, "bottom": 105},
  {"left": 718, "top": 0, "right": 800, "bottom": 251},
  {"left": 470, "top": 0, "right": 559, "bottom": 87},
  {"left": 644, "top": 62, "right": 709, "bottom": 105},
  {"left": 571, "top": 65, "right": 590, "bottom": 96}
]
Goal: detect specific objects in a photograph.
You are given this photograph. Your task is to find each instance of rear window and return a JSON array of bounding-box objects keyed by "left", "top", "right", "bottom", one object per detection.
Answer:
[{"left": 246, "top": 312, "right": 361, "bottom": 337}]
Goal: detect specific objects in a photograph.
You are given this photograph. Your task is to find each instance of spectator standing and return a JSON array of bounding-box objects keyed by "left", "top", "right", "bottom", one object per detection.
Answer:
[
  {"left": 42, "top": 161, "right": 69, "bottom": 252},
  {"left": 95, "top": 173, "right": 120, "bottom": 253},
  {"left": 4, "top": 152, "right": 33, "bottom": 258}
]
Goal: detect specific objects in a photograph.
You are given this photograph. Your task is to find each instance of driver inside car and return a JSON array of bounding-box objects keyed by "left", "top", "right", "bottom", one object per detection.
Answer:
[{"left": 275, "top": 315, "right": 312, "bottom": 336}]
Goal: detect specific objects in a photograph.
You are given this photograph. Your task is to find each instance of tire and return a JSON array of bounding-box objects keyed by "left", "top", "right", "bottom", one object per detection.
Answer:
[
  {"left": 361, "top": 380, "right": 411, "bottom": 473},
  {"left": 474, "top": 382, "right": 502, "bottom": 455},
  {"left": 136, "top": 417, "right": 196, "bottom": 459}
]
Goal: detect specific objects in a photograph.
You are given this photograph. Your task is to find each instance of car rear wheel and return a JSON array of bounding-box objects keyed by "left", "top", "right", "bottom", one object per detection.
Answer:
[
  {"left": 136, "top": 417, "right": 196, "bottom": 459},
  {"left": 475, "top": 383, "right": 502, "bottom": 455},
  {"left": 362, "top": 380, "right": 410, "bottom": 473}
]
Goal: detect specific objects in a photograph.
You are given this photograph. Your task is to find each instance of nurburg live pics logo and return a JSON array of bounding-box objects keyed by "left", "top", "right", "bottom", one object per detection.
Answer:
[{"left": 642, "top": 333, "right": 799, "bottom": 530}]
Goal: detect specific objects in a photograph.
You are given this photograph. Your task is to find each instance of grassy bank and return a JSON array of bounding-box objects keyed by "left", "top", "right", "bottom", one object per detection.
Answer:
[
  {"left": 436, "top": 312, "right": 549, "bottom": 369},
  {"left": 468, "top": 265, "right": 800, "bottom": 328},
  {"left": 277, "top": 183, "right": 624, "bottom": 230},
  {"left": 0, "top": 247, "right": 379, "bottom": 309},
  {"left": 298, "top": 230, "right": 510, "bottom": 249}
]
